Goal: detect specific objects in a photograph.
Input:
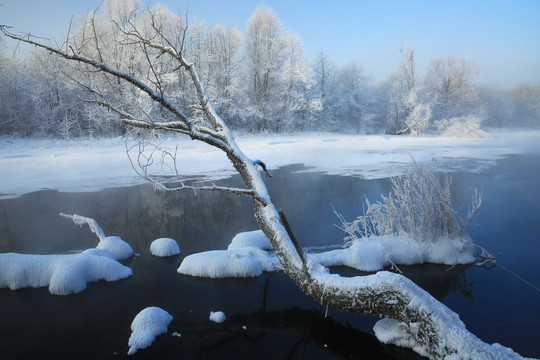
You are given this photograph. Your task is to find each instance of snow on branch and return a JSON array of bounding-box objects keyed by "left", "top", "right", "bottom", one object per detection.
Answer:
[
  {"left": 151, "top": 180, "right": 264, "bottom": 201},
  {"left": 60, "top": 212, "right": 105, "bottom": 241},
  {"left": 59, "top": 213, "right": 133, "bottom": 260}
]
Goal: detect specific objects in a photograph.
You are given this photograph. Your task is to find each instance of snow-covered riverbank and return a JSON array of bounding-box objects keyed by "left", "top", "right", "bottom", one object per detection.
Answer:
[{"left": 1, "top": 130, "right": 539, "bottom": 199}]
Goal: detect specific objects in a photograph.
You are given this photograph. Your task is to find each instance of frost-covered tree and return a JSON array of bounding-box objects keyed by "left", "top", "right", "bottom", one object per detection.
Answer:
[
  {"left": 386, "top": 44, "right": 432, "bottom": 136},
  {"left": 424, "top": 55, "right": 481, "bottom": 120},
  {"left": 243, "top": 6, "right": 287, "bottom": 131},
  {"left": 276, "top": 32, "right": 318, "bottom": 132},
  {"left": 0, "top": 2, "right": 530, "bottom": 358},
  {"left": 206, "top": 24, "right": 244, "bottom": 127},
  {"left": 508, "top": 83, "right": 540, "bottom": 128},
  {"left": 334, "top": 61, "right": 370, "bottom": 133}
]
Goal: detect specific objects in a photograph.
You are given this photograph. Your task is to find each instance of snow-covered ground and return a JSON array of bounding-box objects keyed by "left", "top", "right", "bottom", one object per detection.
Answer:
[{"left": 0, "top": 130, "right": 539, "bottom": 199}]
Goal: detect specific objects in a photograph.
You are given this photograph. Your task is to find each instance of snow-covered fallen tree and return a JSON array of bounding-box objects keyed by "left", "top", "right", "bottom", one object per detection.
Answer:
[{"left": 1, "top": 5, "right": 533, "bottom": 358}]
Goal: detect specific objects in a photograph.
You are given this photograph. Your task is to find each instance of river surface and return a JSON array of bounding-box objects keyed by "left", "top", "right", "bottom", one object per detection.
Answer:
[{"left": 0, "top": 155, "right": 539, "bottom": 359}]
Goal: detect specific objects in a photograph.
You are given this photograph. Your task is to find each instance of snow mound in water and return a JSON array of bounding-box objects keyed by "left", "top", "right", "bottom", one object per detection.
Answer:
[
  {"left": 209, "top": 311, "right": 226, "bottom": 323},
  {"left": 150, "top": 238, "right": 180, "bottom": 257},
  {"left": 128, "top": 306, "right": 173, "bottom": 355},
  {"left": 308, "top": 235, "right": 476, "bottom": 271},
  {"left": 0, "top": 248, "right": 132, "bottom": 295},
  {"left": 178, "top": 247, "right": 278, "bottom": 278},
  {"left": 178, "top": 230, "right": 278, "bottom": 278},
  {"left": 227, "top": 230, "right": 272, "bottom": 251},
  {"left": 96, "top": 236, "right": 134, "bottom": 260}
]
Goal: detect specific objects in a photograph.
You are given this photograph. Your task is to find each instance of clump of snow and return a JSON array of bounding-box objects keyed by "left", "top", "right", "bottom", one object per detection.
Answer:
[
  {"left": 209, "top": 311, "right": 226, "bottom": 324},
  {"left": 150, "top": 238, "right": 180, "bottom": 257},
  {"left": 60, "top": 213, "right": 133, "bottom": 260},
  {"left": 178, "top": 230, "right": 279, "bottom": 278},
  {"left": 97, "top": 236, "right": 134, "bottom": 260},
  {"left": 128, "top": 307, "right": 173, "bottom": 356},
  {"left": 0, "top": 249, "right": 132, "bottom": 295},
  {"left": 178, "top": 247, "right": 278, "bottom": 278},
  {"left": 308, "top": 235, "right": 475, "bottom": 272},
  {"left": 227, "top": 230, "right": 272, "bottom": 251}
]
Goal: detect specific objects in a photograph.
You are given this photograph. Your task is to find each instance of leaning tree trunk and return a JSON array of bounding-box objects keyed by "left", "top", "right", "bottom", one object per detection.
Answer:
[{"left": 0, "top": 19, "right": 529, "bottom": 360}]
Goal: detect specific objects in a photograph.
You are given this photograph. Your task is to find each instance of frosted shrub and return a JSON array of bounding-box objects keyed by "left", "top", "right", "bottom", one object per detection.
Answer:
[
  {"left": 339, "top": 163, "right": 482, "bottom": 244},
  {"left": 435, "top": 115, "right": 488, "bottom": 138}
]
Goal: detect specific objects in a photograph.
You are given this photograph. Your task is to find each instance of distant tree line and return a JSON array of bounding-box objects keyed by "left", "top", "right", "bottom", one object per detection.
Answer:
[{"left": 1, "top": 0, "right": 539, "bottom": 138}]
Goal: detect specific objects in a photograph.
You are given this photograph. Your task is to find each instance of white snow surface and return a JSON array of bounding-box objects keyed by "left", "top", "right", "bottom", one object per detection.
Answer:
[
  {"left": 227, "top": 230, "right": 272, "bottom": 251},
  {"left": 308, "top": 235, "right": 476, "bottom": 272},
  {"left": 96, "top": 236, "right": 134, "bottom": 260},
  {"left": 0, "top": 248, "right": 132, "bottom": 295},
  {"left": 1, "top": 130, "right": 539, "bottom": 199},
  {"left": 209, "top": 311, "right": 226, "bottom": 324},
  {"left": 179, "top": 229, "right": 475, "bottom": 278},
  {"left": 150, "top": 238, "right": 180, "bottom": 257},
  {"left": 177, "top": 247, "right": 279, "bottom": 278},
  {"left": 128, "top": 306, "right": 173, "bottom": 355},
  {"left": 178, "top": 230, "right": 279, "bottom": 278}
]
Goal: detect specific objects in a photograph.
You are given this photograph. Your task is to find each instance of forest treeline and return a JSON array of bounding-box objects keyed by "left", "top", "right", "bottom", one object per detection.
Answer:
[{"left": 1, "top": 0, "right": 539, "bottom": 138}]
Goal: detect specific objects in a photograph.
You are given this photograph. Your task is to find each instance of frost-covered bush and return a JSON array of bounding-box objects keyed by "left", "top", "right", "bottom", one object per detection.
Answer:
[
  {"left": 435, "top": 115, "right": 488, "bottom": 138},
  {"left": 338, "top": 163, "right": 482, "bottom": 244},
  {"left": 404, "top": 90, "right": 432, "bottom": 136}
]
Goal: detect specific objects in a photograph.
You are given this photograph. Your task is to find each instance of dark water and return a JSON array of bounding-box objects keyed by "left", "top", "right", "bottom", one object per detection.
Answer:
[{"left": 0, "top": 157, "right": 539, "bottom": 359}]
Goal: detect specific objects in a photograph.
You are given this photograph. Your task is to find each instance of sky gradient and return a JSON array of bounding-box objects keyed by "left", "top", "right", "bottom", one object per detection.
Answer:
[{"left": 2, "top": 0, "right": 539, "bottom": 89}]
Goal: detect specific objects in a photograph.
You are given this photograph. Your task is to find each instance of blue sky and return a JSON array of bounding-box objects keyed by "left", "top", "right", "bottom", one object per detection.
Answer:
[{"left": 2, "top": 0, "right": 539, "bottom": 89}]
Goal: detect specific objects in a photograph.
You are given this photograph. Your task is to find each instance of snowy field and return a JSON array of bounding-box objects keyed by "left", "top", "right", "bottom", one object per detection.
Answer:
[{"left": 0, "top": 129, "right": 539, "bottom": 199}]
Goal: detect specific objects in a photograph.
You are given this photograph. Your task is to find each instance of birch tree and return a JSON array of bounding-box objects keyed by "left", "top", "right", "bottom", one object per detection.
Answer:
[{"left": 0, "top": 3, "right": 529, "bottom": 359}]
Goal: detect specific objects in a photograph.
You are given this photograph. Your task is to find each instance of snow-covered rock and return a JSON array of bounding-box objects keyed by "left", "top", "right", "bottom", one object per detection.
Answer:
[
  {"left": 128, "top": 307, "right": 173, "bottom": 355},
  {"left": 97, "top": 236, "right": 134, "bottom": 260},
  {"left": 227, "top": 230, "right": 272, "bottom": 251},
  {"left": 0, "top": 248, "right": 132, "bottom": 295},
  {"left": 178, "top": 230, "right": 279, "bottom": 278},
  {"left": 209, "top": 311, "right": 226, "bottom": 324},
  {"left": 150, "top": 238, "right": 180, "bottom": 257},
  {"left": 177, "top": 247, "right": 278, "bottom": 278}
]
